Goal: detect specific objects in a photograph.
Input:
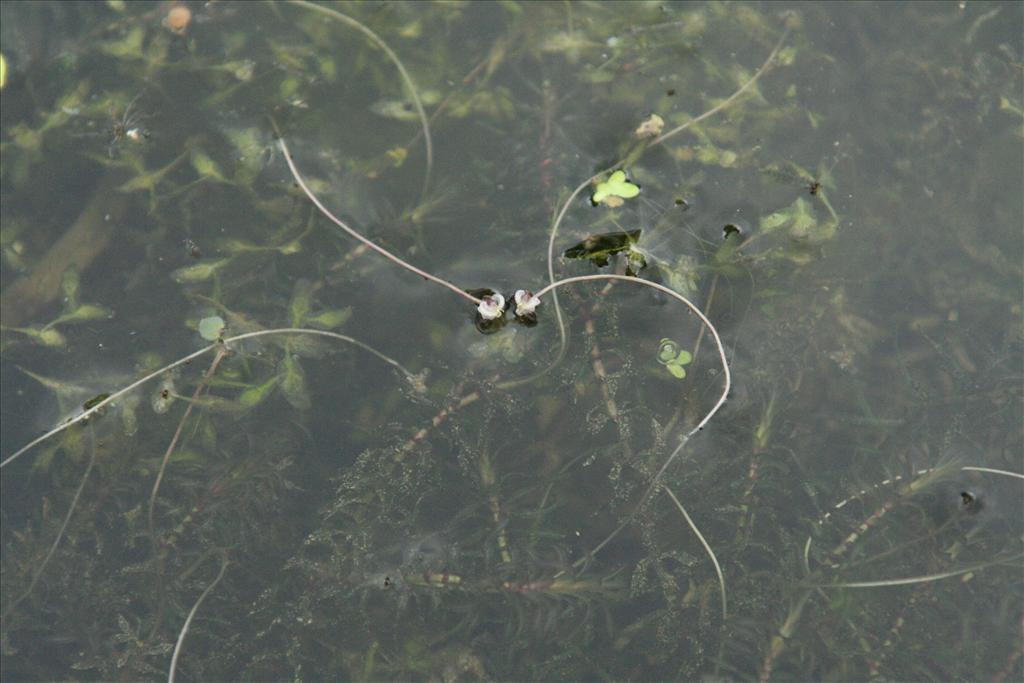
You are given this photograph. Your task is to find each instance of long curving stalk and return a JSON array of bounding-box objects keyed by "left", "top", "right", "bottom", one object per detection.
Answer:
[
  {"left": 285, "top": 0, "right": 433, "bottom": 199},
  {"left": 167, "top": 551, "right": 229, "bottom": 683},
  {"left": 1, "top": 427, "right": 97, "bottom": 622},
  {"left": 1, "top": 327, "right": 423, "bottom": 469},
  {"left": 542, "top": 25, "right": 793, "bottom": 376},
  {"left": 535, "top": 273, "right": 732, "bottom": 569},
  {"left": 275, "top": 129, "right": 481, "bottom": 306}
]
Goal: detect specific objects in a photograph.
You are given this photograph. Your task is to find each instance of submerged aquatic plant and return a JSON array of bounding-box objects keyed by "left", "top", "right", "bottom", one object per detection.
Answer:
[{"left": 1, "top": 2, "right": 1020, "bottom": 681}]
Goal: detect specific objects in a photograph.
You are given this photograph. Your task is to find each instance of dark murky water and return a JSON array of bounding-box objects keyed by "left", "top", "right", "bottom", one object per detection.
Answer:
[{"left": 2, "top": 2, "right": 1021, "bottom": 680}]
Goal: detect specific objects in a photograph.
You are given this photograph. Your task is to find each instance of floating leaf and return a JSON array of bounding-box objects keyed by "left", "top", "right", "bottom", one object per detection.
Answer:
[
  {"left": 657, "top": 338, "right": 680, "bottom": 364},
  {"left": 198, "top": 316, "right": 226, "bottom": 341},
  {"left": 563, "top": 230, "right": 642, "bottom": 268},
  {"left": 656, "top": 338, "right": 692, "bottom": 380},
  {"left": 591, "top": 170, "right": 640, "bottom": 206},
  {"left": 82, "top": 393, "right": 111, "bottom": 410}
]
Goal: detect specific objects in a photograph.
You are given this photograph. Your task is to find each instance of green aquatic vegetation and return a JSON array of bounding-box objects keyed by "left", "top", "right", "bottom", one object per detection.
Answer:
[
  {"left": 1, "top": 265, "right": 113, "bottom": 348},
  {"left": 197, "top": 316, "right": 226, "bottom": 342},
  {"left": 760, "top": 196, "right": 835, "bottom": 244},
  {"left": 171, "top": 258, "right": 233, "bottom": 284},
  {"left": 591, "top": 170, "right": 641, "bottom": 207},
  {"left": 189, "top": 149, "right": 230, "bottom": 184},
  {"left": 657, "top": 338, "right": 693, "bottom": 379},
  {"left": 2, "top": 2, "right": 1021, "bottom": 681}
]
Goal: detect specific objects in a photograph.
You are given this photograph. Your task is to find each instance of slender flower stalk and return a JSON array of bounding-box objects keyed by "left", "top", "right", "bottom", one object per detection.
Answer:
[
  {"left": 1, "top": 328, "right": 422, "bottom": 469},
  {"left": 285, "top": 0, "right": 433, "bottom": 199},
  {"left": 541, "top": 25, "right": 792, "bottom": 375},
  {"left": 275, "top": 130, "right": 480, "bottom": 306}
]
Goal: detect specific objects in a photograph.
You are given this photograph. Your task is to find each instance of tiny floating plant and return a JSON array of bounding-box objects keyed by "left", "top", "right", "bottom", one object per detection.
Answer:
[
  {"left": 657, "top": 337, "right": 693, "bottom": 379},
  {"left": 591, "top": 169, "right": 640, "bottom": 207}
]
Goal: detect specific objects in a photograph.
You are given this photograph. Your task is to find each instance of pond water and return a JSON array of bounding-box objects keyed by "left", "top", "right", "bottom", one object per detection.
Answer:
[{"left": 1, "top": 2, "right": 1021, "bottom": 680}]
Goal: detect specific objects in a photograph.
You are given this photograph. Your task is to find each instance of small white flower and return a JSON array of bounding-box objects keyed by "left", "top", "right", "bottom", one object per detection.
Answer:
[
  {"left": 477, "top": 293, "right": 506, "bottom": 321},
  {"left": 513, "top": 289, "right": 541, "bottom": 317}
]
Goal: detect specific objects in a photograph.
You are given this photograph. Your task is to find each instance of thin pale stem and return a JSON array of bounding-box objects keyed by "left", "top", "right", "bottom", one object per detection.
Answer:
[
  {"left": 275, "top": 131, "right": 480, "bottom": 306},
  {"left": 148, "top": 348, "right": 227, "bottom": 544},
  {"left": 543, "top": 25, "right": 791, "bottom": 372},
  {"left": 537, "top": 273, "right": 731, "bottom": 570},
  {"left": 535, "top": 273, "right": 731, "bottom": 435},
  {"left": 167, "top": 551, "right": 229, "bottom": 683},
  {"left": 2, "top": 328, "right": 422, "bottom": 469},
  {"left": 960, "top": 466, "right": 1024, "bottom": 480},
  {"left": 812, "top": 554, "right": 1023, "bottom": 589},
  {"left": 1, "top": 426, "right": 97, "bottom": 622},
  {"left": 651, "top": 26, "right": 791, "bottom": 146},
  {"left": 146, "top": 347, "right": 227, "bottom": 641},
  {"left": 285, "top": 0, "right": 433, "bottom": 198},
  {"left": 662, "top": 483, "right": 727, "bottom": 621}
]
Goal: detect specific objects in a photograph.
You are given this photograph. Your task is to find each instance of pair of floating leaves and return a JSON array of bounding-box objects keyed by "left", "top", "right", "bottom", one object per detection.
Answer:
[
  {"left": 591, "top": 170, "right": 640, "bottom": 207},
  {"left": 563, "top": 230, "right": 642, "bottom": 268},
  {"left": 563, "top": 229, "right": 646, "bottom": 275},
  {"left": 657, "top": 338, "right": 692, "bottom": 379}
]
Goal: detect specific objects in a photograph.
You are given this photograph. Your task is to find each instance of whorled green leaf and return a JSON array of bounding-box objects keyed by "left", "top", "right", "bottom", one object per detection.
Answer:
[
  {"left": 6, "top": 326, "right": 66, "bottom": 347},
  {"left": 191, "top": 150, "right": 229, "bottom": 183},
  {"left": 666, "top": 363, "right": 687, "bottom": 379},
  {"left": 50, "top": 304, "right": 112, "bottom": 326},
  {"left": 760, "top": 196, "right": 835, "bottom": 243},
  {"left": 280, "top": 353, "right": 311, "bottom": 411},
  {"left": 172, "top": 258, "right": 231, "bottom": 283},
  {"left": 289, "top": 280, "right": 314, "bottom": 328},
  {"left": 238, "top": 375, "right": 281, "bottom": 410},
  {"left": 305, "top": 308, "right": 352, "bottom": 330}
]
